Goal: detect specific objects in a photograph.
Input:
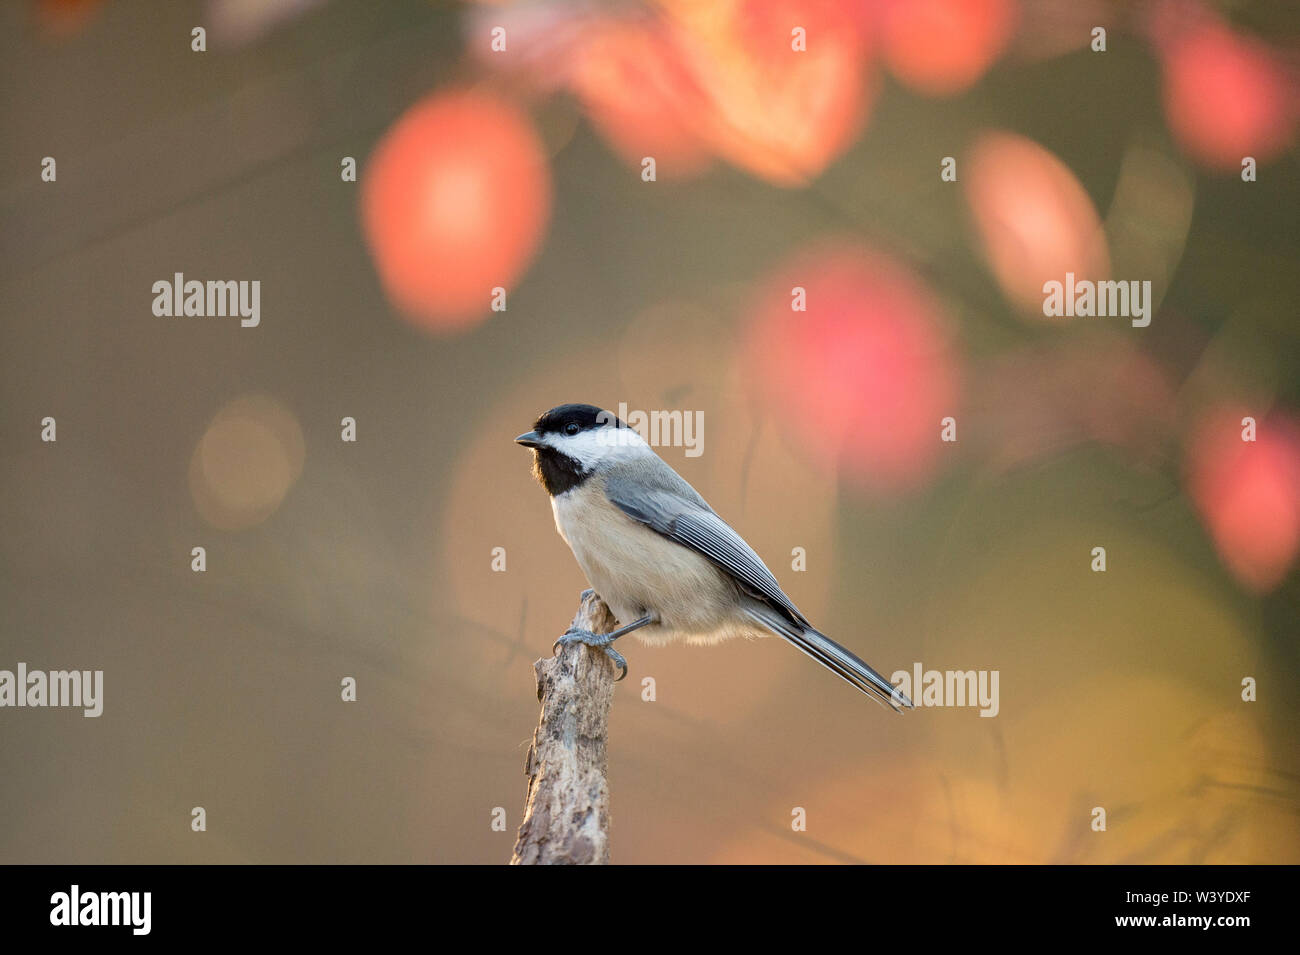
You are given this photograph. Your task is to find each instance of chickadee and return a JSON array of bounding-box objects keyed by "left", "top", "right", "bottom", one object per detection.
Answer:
[{"left": 516, "top": 403, "right": 912, "bottom": 711}]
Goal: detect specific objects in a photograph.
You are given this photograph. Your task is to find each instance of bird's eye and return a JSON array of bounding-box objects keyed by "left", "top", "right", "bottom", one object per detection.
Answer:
[{"left": 564, "top": 422, "right": 581, "bottom": 436}]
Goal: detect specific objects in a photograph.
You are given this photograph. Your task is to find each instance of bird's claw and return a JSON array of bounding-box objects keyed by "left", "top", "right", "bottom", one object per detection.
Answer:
[
  {"left": 605, "top": 646, "right": 628, "bottom": 682},
  {"left": 553, "top": 627, "right": 628, "bottom": 682}
]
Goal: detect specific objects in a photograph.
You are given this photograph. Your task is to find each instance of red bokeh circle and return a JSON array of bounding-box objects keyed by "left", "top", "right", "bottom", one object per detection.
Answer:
[{"left": 361, "top": 90, "right": 552, "bottom": 331}]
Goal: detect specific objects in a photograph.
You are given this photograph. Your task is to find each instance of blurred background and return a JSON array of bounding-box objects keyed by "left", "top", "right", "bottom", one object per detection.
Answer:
[{"left": 2, "top": 0, "right": 1298, "bottom": 864}]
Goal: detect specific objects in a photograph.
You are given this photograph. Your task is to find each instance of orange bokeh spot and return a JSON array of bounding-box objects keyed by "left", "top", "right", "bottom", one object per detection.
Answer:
[
  {"left": 569, "top": 20, "right": 715, "bottom": 178},
  {"left": 566, "top": 0, "right": 874, "bottom": 186},
  {"left": 683, "top": 0, "right": 874, "bottom": 186},
  {"left": 1159, "top": 20, "right": 1296, "bottom": 171},
  {"left": 965, "top": 130, "right": 1109, "bottom": 315},
  {"left": 189, "top": 395, "right": 306, "bottom": 532},
  {"left": 360, "top": 90, "right": 552, "bottom": 331},
  {"left": 1187, "top": 410, "right": 1300, "bottom": 593},
  {"left": 34, "top": 0, "right": 103, "bottom": 36},
  {"left": 877, "top": 0, "right": 1018, "bottom": 96},
  {"left": 744, "top": 241, "right": 960, "bottom": 493}
]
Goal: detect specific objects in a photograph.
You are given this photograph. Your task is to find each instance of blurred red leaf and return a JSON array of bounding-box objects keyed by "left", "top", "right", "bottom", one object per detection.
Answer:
[
  {"left": 1187, "top": 410, "right": 1300, "bottom": 592},
  {"left": 1157, "top": 17, "right": 1296, "bottom": 171},
  {"left": 875, "top": 0, "right": 1018, "bottom": 96},
  {"left": 965, "top": 130, "right": 1109, "bottom": 316},
  {"left": 360, "top": 90, "right": 552, "bottom": 331},
  {"left": 677, "top": 0, "right": 875, "bottom": 186},
  {"left": 569, "top": 18, "right": 715, "bottom": 178},
  {"left": 744, "top": 241, "right": 960, "bottom": 493},
  {"left": 503, "top": 0, "right": 877, "bottom": 186}
]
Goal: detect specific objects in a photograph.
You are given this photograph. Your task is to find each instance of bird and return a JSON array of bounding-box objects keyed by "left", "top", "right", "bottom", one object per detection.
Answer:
[{"left": 515, "top": 403, "right": 912, "bottom": 712}]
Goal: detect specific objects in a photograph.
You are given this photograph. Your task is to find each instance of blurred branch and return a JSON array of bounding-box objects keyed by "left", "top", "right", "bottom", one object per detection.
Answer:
[{"left": 510, "top": 591, "right": 618, "bottom": 865}]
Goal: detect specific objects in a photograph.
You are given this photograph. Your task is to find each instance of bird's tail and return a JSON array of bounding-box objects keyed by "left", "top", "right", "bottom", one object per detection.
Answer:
[{"left": 744, "top": 605, "right": 913, "bottom": 712}]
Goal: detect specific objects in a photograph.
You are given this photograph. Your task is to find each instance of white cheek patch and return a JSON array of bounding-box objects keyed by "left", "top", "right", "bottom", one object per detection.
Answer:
[{"left": 549, "top": 426, "right": 650, "bottom": 470}]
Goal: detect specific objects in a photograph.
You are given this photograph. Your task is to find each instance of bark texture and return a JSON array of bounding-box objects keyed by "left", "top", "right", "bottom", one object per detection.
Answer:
[{"left": 510, "top": 591, "right": 618, "bottom": 865}]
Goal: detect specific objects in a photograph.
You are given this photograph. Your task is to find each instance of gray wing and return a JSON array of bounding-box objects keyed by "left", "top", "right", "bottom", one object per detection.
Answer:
[
  {"left": 602, "top": 462, "right": 810, "bottom": 628},
  {"left": 604, "top": 458, "right": 909, "bottom": 712}
]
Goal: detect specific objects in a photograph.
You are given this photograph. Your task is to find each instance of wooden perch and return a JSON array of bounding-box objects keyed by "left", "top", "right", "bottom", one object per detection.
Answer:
[{"left": 510, "top": 590, "right": 618, "bottom": 865}]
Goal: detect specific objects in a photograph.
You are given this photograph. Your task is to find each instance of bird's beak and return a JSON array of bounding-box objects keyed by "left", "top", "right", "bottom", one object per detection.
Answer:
[{"left": 515, "top": 431, "right": 544, "bottom": 449}]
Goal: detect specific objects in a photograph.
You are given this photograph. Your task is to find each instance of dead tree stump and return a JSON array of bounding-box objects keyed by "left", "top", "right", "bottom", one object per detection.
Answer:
[{"left": 510, "top": 590, "right": 618, "bottom": 865}]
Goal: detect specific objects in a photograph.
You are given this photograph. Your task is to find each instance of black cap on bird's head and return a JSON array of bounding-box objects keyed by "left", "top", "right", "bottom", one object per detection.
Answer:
[
  {"left": 515, "top": 403, "right": 625, "bottom": 446},
  {"left": 515, "top": 403, "right": 629, "bottom": 495}
]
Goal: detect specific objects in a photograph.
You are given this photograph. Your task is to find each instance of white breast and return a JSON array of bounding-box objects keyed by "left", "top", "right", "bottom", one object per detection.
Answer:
[{"left": 549, "top": 481, "right": 755, "bottom": 646}]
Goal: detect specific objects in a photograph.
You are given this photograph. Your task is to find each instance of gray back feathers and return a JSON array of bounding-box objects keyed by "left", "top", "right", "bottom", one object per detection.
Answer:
[{"left": 601, "top": 457, "right": 809, "bottom": 629}]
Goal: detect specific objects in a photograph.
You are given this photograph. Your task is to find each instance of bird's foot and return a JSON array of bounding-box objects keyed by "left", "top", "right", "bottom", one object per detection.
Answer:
[{"left": 553, "top": 627, "right": 628, "bottom": 681}]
